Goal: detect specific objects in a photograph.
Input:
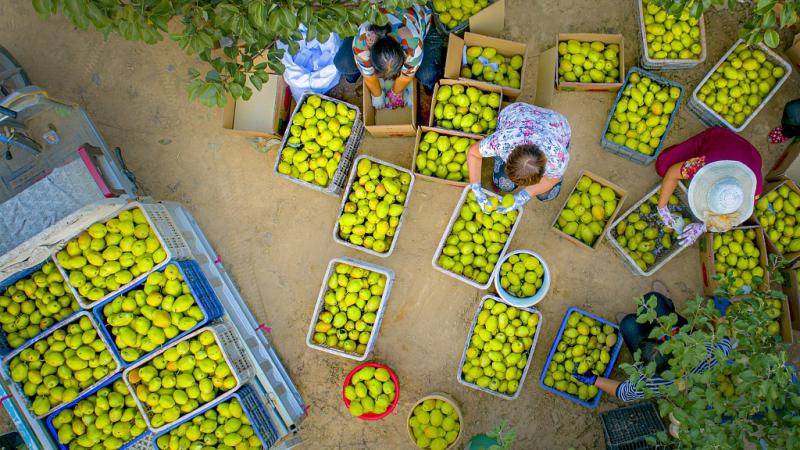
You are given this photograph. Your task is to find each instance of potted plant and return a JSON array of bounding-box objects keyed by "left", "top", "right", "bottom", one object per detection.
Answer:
[{"left": 467, "top": 421, "right": 515, "bottom": 450}]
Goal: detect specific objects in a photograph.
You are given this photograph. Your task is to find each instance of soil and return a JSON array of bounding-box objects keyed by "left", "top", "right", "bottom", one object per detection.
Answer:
[{"left": 1, "top": 0, "right": 799, "bottom": 448}]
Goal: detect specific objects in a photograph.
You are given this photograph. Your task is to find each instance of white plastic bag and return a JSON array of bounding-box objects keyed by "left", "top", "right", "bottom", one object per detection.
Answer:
[{"left": 278, "top": 26, "right": 342, "bottom": 100}]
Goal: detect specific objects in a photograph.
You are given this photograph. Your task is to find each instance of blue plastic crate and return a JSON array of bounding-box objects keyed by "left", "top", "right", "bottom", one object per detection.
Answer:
[
  {"left": 0, "top": 258, "right": 80, "bottom": 357},
  {"left": 45, "top": 373, "right": 151, "bottom": 450},
  {"left": 92, "top": 260, "right": 223, "bottom": 368},
  {"left": 151, "top": 384, "right": 279, "bottom": 449},
  {"left": 538, "top": 306, "right": 624, "bottom": 409},
  {"left": 599, "top": 67, "right": 685, "bottom": 166}
]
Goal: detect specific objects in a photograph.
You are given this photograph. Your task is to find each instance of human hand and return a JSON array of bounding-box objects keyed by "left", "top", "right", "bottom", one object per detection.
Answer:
[
  {"left": 496, "top": 190, "right": 532, "bottom": 213},
  {"left": 386, "top": 90, "right": 405, "bottom": 109},
  {"left": 371, "top": 94, "right": 385, "bottom": 110},
  {"left": 470, "top": 183, "right": 492, "bottom": 213},
  {"left": 572, "top": 369, "right": 597, "bottom": 385},
  {"left": 678, "top": 222, "right": 706, "bottom": 246},
  {"left": 657, "top": 206, "right": 678, "bottom": 228}
]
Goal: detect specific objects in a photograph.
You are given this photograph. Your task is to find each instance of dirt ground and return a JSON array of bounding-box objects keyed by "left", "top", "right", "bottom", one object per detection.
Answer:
[{"left": 1, "top": 0, "right": 799, "bottom": 448}]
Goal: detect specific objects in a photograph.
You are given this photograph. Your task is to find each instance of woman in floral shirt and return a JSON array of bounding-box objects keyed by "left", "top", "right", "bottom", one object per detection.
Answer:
[
  {"left": 467, "top": 102, "right": 571, "bottom": 212},
  {"left": 333, "top": 5, "right": 445, "bottom": 109}
]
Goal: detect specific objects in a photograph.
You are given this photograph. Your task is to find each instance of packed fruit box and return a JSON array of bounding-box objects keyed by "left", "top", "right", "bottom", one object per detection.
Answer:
[
  {"left": 687, "top": 39, "right": 792, "bottom": 132},
  {"left": 93, "top": 260, "right": 223, "bottom": 367},
  {"left": 636, "top": 0, "right": 707, "bottom": 70},
  {"left": 539, "top": 307, "right": 622, "bottom": 409},
  {"left": 457, "top": 295, "right": 541, "bottom": 400},
  {"left": 429, "top": 80, "right": 503, "bottom": 135},
  {"left": 552, "top": 170, "right": 627, "bottom": 250},
  {"left": 432, "top": 185, "right": 523, "bottom": 290},
  {"left": 607, "top": 183, "right": 695, "bottom": 276},
  {"left": 780, "top": 267, "right": 800, "bottom": 332},
  {"left": 274, "top": 92, "right": 364, "bottom": 196},
  {"left": 412, "top": 126, "right": 480, "bottom": 186},
  {"left": 600, "top": 67, "right": 685, "bottom": 166},
  {"left": 431, "top": 0, "right": 495, "bottom": 34},
  {"left": 306, "top": 258, "right": 393, "bottom": 361},
  {"left": 445, "top": 32, "right": 527, "bottom": 98},
  {"left": 556, "top": 33, "right": 624, "bottom": 91},
  {"left": 333, "top": 156, "right": 415, "bottom": 258},
  {"left": 753, "top": 179, "right": 800, "bottom": 262},
  {"left": 699, "top": 225, "right": 769, "bottom": 298}
]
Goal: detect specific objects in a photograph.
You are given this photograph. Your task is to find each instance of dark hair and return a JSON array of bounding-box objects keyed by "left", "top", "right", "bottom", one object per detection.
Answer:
[
  {"left": 640, "top": 340, "right": 670, "bottom": 374},
  {"left": 782, "top": 98, "right": 800, "bottom": 138},
  {"left": 368, "top": 24, "right": 404, "bottom": 80},
  {"left": 506, "top": 145, "right": 547, "bottom": 186}
]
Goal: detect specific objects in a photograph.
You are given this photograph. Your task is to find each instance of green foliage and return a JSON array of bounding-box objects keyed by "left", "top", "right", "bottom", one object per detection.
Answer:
[
  {"left": 31, "top": 0, "right": 425, "bottom": 107},
  {"left": 621, "top": 258, "right": 800, "bottom": 448},
  {"left": 652, "top": 0, "right": 799, "bottom": 48},
  {"left": 485, "top": 420, "right": 515, "bottom": 450}
]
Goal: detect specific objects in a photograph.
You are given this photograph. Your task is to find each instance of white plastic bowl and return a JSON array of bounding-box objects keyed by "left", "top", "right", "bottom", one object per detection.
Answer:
[{"left": 494, "top": 250, "right": 550, "bottom": 307}]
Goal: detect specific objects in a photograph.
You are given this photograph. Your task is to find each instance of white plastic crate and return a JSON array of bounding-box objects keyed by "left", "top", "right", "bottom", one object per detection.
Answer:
[
  {"left": 305, "top": 257, "right": 394, "bottom": 361},
  {"left": 332, "top": 155, "right": 416, "bottom": 258},
  {"left": 636, "top": 0, "right": 707, "bottom": 70}
]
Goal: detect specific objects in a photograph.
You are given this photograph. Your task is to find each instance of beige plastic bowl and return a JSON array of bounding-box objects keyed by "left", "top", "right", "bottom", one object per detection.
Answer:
[{"left": 406, "top": 392, "right": 463, "bottom": 450}]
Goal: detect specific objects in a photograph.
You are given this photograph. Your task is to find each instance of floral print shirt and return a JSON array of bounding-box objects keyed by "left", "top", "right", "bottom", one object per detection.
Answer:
[
  {"left": 352, "top": 5, "right": 431, "bottom": 78},
  {"left": 479, "top": 103, "right": 571, "bottom": 179}
]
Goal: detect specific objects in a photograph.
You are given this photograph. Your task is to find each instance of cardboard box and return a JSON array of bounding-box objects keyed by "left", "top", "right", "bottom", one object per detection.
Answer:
[
  {"left": 362, "top": 80, "right": 418, "bottom": 137},
  {"left": 433, "top": 0, "right": 506, "bottom": 37},
  {"left": 781, "top": 268, "right": 800, "bottom": 332},
  {"left": 699, "top": 225, "right": 770, "bottom": 297},
  {"left": 444, "top": 32, "right": 528, "bottom": 99},
  {"left": 428, "top": 79, "right": 503, "bottom": 136},
  {"left": 555, "top": 33, "right": 625, "bottom": 92},
  {"left": 752, "top": 179, "right": 800, "bottom": 263},
  {"left": 222, "top": 72, "right": 291, "bottom": 139},
  {"left": 766, "top": 140, "right": 800, "bottom": 184},
  {"left": 411, "top": 126, "right": 482, "bottom": 188},
  {"left": 786, "top": 34, "right": 800, "bottom": 71},
  {"left": 550, "top": 170, "right": 628, "bottom": 251}
]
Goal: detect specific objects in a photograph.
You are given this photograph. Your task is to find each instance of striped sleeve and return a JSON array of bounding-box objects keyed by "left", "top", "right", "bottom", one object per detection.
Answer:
[{"left": 616, "top": 377, "right": 674, "bottom": 402}]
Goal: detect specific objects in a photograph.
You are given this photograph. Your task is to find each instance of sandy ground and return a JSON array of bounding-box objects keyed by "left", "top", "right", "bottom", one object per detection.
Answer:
[{"left": 1, "top": 0, "right": 799, "bottom": 448}]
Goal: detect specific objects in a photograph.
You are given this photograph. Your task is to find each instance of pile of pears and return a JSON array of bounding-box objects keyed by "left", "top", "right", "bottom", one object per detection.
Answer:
[
  {"left": 415, "top": 130, "right": 476, "bottom": 182},
  {"left": 9, "top": 315, "right": 118, "bottom": 416},
  {"left": 50, "top": 377, "right": 147, "bottom": 449},
  {"left": 310, "top": 263, "right": 386, "bottom": 357},
  {"left": 755, "top": 184, "right": 800, "bottom": 255},
  {"left": 344, "top": 365, "right": 396, "bottom": 417},
  {"left": 278, "top": 95, "right": 357, "bottom": 188},
  {"left": 613, "top": 192, "right": 686, "bottom": 272},
  {"left": 697, "top": 43, "right": 786, "bottom": 128},
  {"left": 101, "top": 263, "right": 203, "bottom": 364},
  {"left": 498, "top": 253, "right": 545, "bottom": 299},
  {"left": 712, "top": 228, "right": 765, "bottom": 296},
  {"left": 605, "top": 72, "right": 680, "bottom": 156},
  {"left": 436, "top": 190, "right": 520, "bottom": 286},
  {"left": 56, "top": 207, "right": 167, "bottom": 305},
  {"left": 0, "top": 260, "right": 79, "bottom": 349},
  {"left": 642, "top": 0, "right": 703, "bottom": 61},
  {"left": 558, "top": 40, "right": 621, "bottom": 84},
  {"left": 126, "top": 330, "right": 237, "bottom": 429},
  {"left": 555, "top": 175, "right": 620, "bottom": 247},
  {"left": 338, "top": 159, "right": 412, "bottom": 254},
  {"left": 156, "top": 397, "right": 263, "bottom": 449},
  {"left": 408, "top": 397, "right": 461, "bottom": 450},
  {"left": 542, "top": 310, "right": 618, "bottom": 402},
  {"left": 461, "top": 298, "right": 539, "bottom": 396},
  {"left": 462, "top": 46, "right": 524, "bottom": 89},
  {"left": 432, "top": 83, "right": 500, "bottom": 134},
  {"left": 431, "top": 0, "right": 491, "bottom": 31}
]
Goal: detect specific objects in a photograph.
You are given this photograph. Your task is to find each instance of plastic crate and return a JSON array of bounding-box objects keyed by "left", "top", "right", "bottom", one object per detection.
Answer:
[
  {"left": 1, "top": 311, "right": 122, "bottom": 418},
  {"left": 45, "top": 373, "right": 151, "bottom": 450},
  {"left": 431, "top": 0, "right": 497, "bottom": 36},
  {"left": 151, "top": 384, "right": 279, "bottom": 449},
  {"left": 538, "top": 307, "right": 623, "bottom": 409},
  {"left": 52, "top": 202, "right": 192, "bottom": 310},
  {"left": 456, "top": 295, "right": 542, "bottom": 400},
  {"left": 600, "top": 67, "right": 685, "bottom": 166},
  {"left": 687, "top": 39, "right": 792, "bottom": 132},
  {"left": 606, "top": 182, "right": 696, "bottom": 276},
  {"left": 601, "top": 402, "right": 667, "bottom": 450},
  {"left": 92, "top": 260, "right": 224, "bottom": 367},
  {"left": 332, "top": 155, "right": 416, "bottom": 258},
  {"left": 431, "top": 184, "right": 524, "bottom": 289},
  {"left": 305, "top": 257, "right": 394, "bottom": 361},
  {"left": 123, "top": 322, "right": 255, "bottom": 432},
  {"left": 636, "top": 0, "right": 706, "bottom": 71},
  {"left": 273, "top": 92, "right": 364, "bottom": 197},
  {"left": 0, "top": 258, "right": 80, "bottom": 357}
]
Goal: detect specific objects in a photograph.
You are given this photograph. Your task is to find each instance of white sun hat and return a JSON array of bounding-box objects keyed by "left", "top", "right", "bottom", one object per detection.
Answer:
[{"left": 688, "top": 160, "right": 757, "bottom": 232}]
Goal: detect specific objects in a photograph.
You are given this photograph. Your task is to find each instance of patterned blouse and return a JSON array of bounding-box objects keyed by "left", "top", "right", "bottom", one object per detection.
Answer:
[
  {"left": 352, "top": 5, "right": 431, "bottom": 78},
  {"left": 478, "top": 103, "right": 571, "bottom": 179}
]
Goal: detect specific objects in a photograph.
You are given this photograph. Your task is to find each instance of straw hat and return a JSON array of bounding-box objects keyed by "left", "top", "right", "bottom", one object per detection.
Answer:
[{"left": 687, "top": 160, "right": 756, "bottom": 232}]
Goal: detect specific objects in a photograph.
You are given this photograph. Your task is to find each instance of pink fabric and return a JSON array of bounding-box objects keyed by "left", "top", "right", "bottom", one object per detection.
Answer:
[{"left": 655, "top": 127, "right": 763, "bottom": 198}]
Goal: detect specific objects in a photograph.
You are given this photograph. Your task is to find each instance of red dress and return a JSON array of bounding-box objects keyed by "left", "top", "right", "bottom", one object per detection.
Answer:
[{"left": 655, "top": 127, "right": 763, "bottom": 199}]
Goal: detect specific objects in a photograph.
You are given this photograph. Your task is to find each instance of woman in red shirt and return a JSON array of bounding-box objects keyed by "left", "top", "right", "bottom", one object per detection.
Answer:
[{"left": 655, "top": 127, "right": 763, "bottom": 245}]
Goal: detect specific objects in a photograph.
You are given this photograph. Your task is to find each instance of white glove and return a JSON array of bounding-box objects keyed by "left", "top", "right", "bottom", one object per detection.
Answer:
[{"left": 371, "top": 94, "right": 385, "bottom": 110}]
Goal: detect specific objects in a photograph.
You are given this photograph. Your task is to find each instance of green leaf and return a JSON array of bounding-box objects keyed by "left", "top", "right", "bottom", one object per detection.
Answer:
[
  {"left": 764, "top": 29, "right": 780, "bottom": 48},
  {"left": 188, "top": 67, "right": 200, "bottom": 79},
  {"left": 32, "top": 0, "right": 53, "bottom": 16},
  {"left": 250, "top": 74, "right": 263, "bottom": 91},
  {"left": 228, "top": 82, "right": 244, "bottom": 99}
]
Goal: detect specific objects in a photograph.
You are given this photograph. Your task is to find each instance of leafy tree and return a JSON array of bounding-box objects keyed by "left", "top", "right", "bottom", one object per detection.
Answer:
[
  {"left": 652, "top": 0, "right": 799, "bottom": 48},
  {"left": 621, "top": 259, "right": 800, "bottom": 448},
  {"left": 30, "top": 0, "right": 425, "bottom": 107}
]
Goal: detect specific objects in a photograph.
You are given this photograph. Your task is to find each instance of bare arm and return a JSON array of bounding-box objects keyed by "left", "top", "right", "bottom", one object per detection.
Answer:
[
  {"left": 364, "top": 75, "right": 382, "bottom": 98},
  {"left": 524, "top": 176, "right": 559, "bottom": 197},
  {"left": 467, "top": 142, "right": 484, "bottom": 184},
  {"left": 392, "top": 74, "right": 413, "bottom": 94},
  {"left": 657, "top": 163, "right": 685, "bottom": 209},
  {"left": 594, "top": 376, "right": 621, "bottom": 399}
]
